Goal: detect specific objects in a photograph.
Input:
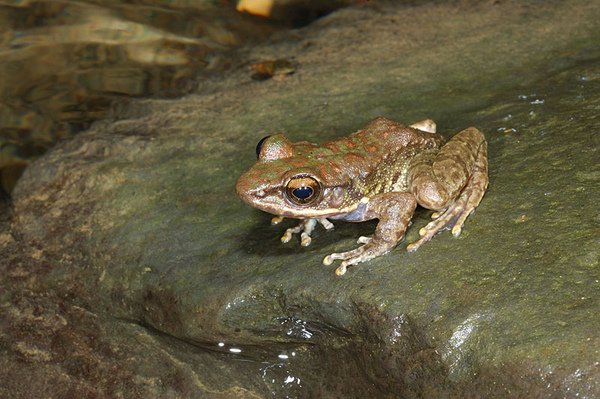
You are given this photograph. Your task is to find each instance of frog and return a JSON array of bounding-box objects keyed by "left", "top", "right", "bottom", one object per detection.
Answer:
[{"left": 236, "top": 117, "right": 488, "bottom": 276}]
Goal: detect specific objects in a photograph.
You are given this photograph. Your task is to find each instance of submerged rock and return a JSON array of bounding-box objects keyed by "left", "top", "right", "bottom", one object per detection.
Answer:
[{"left": 2, "top": 1, "right": 599, "bottom": 397}]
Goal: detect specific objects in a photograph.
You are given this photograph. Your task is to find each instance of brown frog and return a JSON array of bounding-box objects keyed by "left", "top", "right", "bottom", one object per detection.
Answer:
[{"left": 236, "top": 117, "right": 488, "bottom": 275}]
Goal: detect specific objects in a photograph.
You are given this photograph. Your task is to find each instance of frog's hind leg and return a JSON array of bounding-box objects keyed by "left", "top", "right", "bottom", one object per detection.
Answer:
[{"left": 406, "top": 127, "right": 488, "bottom": 251}]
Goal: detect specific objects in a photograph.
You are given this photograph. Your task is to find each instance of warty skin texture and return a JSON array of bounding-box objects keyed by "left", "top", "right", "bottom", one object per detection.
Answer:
[{"left": 236, "top": 117, "right": 488, "bottom": 275}]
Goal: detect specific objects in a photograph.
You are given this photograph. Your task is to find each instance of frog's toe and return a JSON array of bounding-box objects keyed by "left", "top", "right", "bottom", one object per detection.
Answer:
[
  {"left": 431, "top": 211, "right": 443, "bottom": 220},
  {"left": 271, "top": 216, "right": 285, "bottom": 225},
  {"left": 280, "top": 228, "right": 296, "bottom": 243},
  {"left": 300, "top": 232, "right": 312, "bottom": 246},
  {"left": 281, "top": 218, "right": 335, "bottom": 246},
  {"left": 321, "top": 258, "right": 351, "bottom": 275},
  {"left": 281, "top": 219, "right": 317, "bottom": 245},
  {"left": 318, "top": 218, "right": 334, "bottom": 230},
  {"left": 335, "top": 256, "right": 369, "bottom": 276},
  {"left": 335, "top": 264, "right": 348, "bottom": 276},
  {"left": 324, "top": 241, "right": 394, "bottom": 275},
  {"left": 357, "top": 236, "right": 372, "bottom": 244},
  {"left": 408, "top": 188, "right": 482, "bottom": 251},
  {"left": 323, "top": 245, "right": 367, "bottom": 275},
  {"left": 323, "top": 247, "right": 363, "bottom": 265},
  {"left": 409, "top": 156, "right": 487, "bottom": 251},
  {"left": 407, "top": 199, "right": 466, "bottom": 251}
]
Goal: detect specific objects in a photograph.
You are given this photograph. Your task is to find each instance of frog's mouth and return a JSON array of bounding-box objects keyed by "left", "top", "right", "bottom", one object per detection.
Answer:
[
  {"left": 244, "top": 189, "right": 360, "bottom": 219},
  {"left": 235, "top": 184, "right": 283, "bottom": 215}
]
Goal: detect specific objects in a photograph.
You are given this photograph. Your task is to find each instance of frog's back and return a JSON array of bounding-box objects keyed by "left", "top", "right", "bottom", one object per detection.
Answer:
[
  {"left": 324, "top": 117, "right": 442, "bottom": 157},
  {"left": 328, "top": 117, "right": 445, "bottom": 196}
]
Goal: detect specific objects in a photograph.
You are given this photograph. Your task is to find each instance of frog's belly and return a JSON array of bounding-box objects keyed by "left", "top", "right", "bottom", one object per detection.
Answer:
[{"left": 329, "top": 202, "right": 373, "bottom": 222}]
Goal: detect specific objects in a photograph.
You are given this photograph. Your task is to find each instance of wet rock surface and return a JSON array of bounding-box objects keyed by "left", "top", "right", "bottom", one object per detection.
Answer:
[{"left": 2, "top": 1, "right": 600, "bottom": 397}]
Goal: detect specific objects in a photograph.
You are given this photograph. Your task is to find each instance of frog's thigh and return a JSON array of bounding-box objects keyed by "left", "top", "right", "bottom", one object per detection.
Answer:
[
  {"left": 409, "top": 127, "right": 486, "bottom": 210},
  {"left": 324, "top": 192, "right": 416, "bottom": 275}
]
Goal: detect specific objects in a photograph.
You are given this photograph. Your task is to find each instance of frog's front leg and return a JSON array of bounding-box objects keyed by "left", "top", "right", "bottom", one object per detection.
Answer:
[
  {"left": 323, "top": 192, "right": 417, "bottom": 276},
  {"left": 407, "top": 127, "right": 488, "bottom": 251},
  {"left": 281, "top": 218, "right": 334, "bottom": 247}
]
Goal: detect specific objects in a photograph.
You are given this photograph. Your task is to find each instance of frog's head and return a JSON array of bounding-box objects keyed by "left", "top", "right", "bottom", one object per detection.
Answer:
[{"left": 236, "top": 134, "right": 359, "bottom": 218}]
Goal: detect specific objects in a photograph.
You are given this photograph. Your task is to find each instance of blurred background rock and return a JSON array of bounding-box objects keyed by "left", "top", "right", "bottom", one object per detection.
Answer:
[{"left": 0, "top": 0, "right": 363, "bottom": 198}]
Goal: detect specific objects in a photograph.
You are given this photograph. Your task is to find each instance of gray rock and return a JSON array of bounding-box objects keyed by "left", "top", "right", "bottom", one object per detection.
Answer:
[{"left": 2, "top": 1, "right": 599, "bottom": 397}]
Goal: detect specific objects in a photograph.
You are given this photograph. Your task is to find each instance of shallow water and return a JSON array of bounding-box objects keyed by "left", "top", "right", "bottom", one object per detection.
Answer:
[{"left": 0, "top": 0, "right": 272, "bottom": 194}]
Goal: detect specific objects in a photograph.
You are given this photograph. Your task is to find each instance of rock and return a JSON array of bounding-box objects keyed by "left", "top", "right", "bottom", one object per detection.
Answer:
[{"left": 2, "top": 1, "right": 600, "bottom": 397}]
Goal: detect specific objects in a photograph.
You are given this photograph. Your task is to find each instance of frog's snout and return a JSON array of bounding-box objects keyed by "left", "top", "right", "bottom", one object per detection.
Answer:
[
  {"left": 235, "top": 175, "right": 268, "bottom": 207},
  {"left": 235, "top": 176, "right": 249, "bottom": 201}
]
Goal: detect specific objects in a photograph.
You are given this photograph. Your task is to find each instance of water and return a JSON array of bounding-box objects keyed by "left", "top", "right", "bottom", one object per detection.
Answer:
[{"left": 0, "top": 0, "right": 273, "bottom": 194}]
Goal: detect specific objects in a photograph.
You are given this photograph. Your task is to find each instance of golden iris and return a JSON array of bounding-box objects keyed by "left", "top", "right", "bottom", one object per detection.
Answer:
[{"left": 285, "top": 175, "right": 321, "bottom": 205}]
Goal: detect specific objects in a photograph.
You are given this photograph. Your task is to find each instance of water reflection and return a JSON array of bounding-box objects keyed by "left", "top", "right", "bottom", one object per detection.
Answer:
[
  {"left": 261, "top": 361, "right": 304, "bottom": 397},
  {"left": 212, "top": 337, "right": 306, "bottom": 396},
  {"left": 279, "top": 316, "right": 315, "bottom": 340},
  {"left": 0, "top": 0, "right": 273, "bottom": 194}
]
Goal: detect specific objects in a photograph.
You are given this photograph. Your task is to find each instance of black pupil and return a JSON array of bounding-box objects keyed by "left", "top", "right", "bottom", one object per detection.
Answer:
[
  {"left": 293, "top": 186, "right": 313, "bottom": 200},
  {"left": 255, "top": 135, "right": 271, "bottom": 158}
]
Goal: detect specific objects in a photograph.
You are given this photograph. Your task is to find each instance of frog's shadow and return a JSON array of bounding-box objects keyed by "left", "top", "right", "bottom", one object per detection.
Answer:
[
  {"left": 240, "top": 212, "right": 377, "bottom": 258},
  {"left": 239, "top": 207, "right": 437, "bottom": 260}
]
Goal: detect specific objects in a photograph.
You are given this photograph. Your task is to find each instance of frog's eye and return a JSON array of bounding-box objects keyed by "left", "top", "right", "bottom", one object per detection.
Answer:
[
  {"left": 255, "top": 134, "right": 294, "bottom": 161},
  {"left": 286, "top": 175, "right": 321, "bottom": 205},
  {"left": 255, "top": 135, "right": 271, "bottom": 158}
]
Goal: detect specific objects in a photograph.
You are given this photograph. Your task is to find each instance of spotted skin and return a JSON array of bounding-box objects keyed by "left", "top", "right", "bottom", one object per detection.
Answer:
[{"left": 236, "top": 117, "right": 488, "bottom": 275}]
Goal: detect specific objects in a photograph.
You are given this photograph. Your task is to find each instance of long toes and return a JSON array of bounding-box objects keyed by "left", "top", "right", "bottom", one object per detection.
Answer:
[
  {"left": 318, "top": 218, "right": 334, "bottom": 230},
  {"left": 408, "top": 192, "right": 481, "bottom": 251},
  {"left": 407, "top": 236, "right": 429, "bottom": 252},
  {"left": 451, "top": 208, "right": 476, "bottom": 237},
  {"left": 324, "top": 241, "right": 396, "bottom": 275},
  {"left": 323, "top": 247, "right": 364, "bottom": 265},
  {"left": 409, "top": 147, "right": 487, "bottom": 252},
  {"left": 431, "top": 211, "right": 443, "bottom": 220},
  {"left": 281, "top": 229, "right": 294, "bottom": 243},
  {"left": 281, "top": 219, "right": 320, "bottom": 245},
  {"left": 300, "top": 232, "right": 312, "bottom": 246},
  {"left": 451, "top": 224, "right": 462, "bottom": 237},
  {"left": 335, "top": 264, "right": 348, "bottom": 276},
  {"left": 323, "top": 244, "right": 370, "bottom": 273},
  {"left": 322, "top": 252, "right": 346, "bottom": 266},
  {"left": 408, "top": 205, "right": 466, "bottom": 251},
  {"left": 334, "top": 255, "right": 366, "bottom": 276},
  {"left": 323, "top": 253, "right": 345, "bottom": 266}
]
